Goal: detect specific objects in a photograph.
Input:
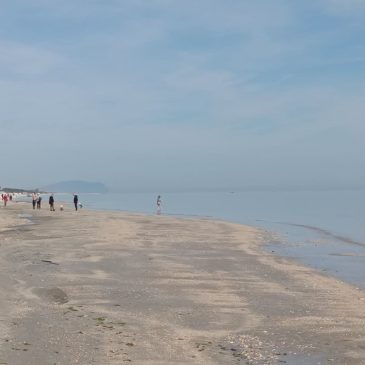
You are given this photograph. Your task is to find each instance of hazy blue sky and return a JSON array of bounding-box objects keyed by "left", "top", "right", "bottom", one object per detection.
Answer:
[{"left": 1, "top": 0, "right": 365, "bottom": 191}]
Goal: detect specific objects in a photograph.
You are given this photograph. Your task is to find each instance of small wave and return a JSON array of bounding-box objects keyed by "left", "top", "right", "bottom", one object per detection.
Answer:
[{"left": 258, "top": 219, "right": 365, "bottom": 248}]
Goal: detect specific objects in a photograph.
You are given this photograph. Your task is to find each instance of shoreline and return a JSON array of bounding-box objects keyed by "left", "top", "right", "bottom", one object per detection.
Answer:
[
  {"left": 25, "top": 191, "right": 365, "bottom": 292},
  {"left": 34, "top": 198, "right": 365, "bottom": 293},
  {"left": 1, "top": 203, "right": 365, "bottom": 364},
  {"left": 6, "top": 198, "right": 365, "bottom": 290}
]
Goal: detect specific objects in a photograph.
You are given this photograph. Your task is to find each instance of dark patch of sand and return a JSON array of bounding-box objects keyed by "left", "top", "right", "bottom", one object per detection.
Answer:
[{"left": 32, "top": 287, "right": 68, "bottom": 304}]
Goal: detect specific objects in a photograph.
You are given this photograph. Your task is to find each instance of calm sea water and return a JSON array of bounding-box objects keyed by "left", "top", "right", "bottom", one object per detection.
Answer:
[{"left": 51, "top": 191, "right": 365, "bottom": 289}]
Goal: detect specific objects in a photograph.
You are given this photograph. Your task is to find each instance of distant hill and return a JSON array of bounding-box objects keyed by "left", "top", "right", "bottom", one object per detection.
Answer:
[{"left": 43, "top": 181, "right": 108, "bottom": 193}]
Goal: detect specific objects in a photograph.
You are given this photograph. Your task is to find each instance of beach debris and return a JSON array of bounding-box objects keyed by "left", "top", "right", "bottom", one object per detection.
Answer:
[
  {"left": 223, "top": 334, "right": 280, "bottom": 364},
  {"left": 41, "top": 259, "right": 59, "bottom": 265},
  {"left": 195, "top": 341, "right": 212, "bottom": 352},
  {"left": 103, "top": 324, "right": 114, "bottom": 329},
  {"left": 94, "top": 316, "right": 108, "bottom": 327}
]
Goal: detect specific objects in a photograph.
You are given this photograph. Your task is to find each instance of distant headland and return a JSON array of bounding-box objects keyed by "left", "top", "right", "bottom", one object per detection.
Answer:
[
  {"left": 1, "top": 181, "right": 108, "bottom": 194},
  {"left": 0, "top": 187, "right": 40, "bottom": 194}
]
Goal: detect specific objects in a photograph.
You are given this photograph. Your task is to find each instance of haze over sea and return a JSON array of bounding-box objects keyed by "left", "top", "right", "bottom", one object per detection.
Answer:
[{"left": 54, "top": 189, "right": 365, "bottom": 290}]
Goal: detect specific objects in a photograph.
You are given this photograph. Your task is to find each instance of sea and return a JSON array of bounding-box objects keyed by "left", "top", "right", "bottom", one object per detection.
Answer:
[{"left": 33, "top": 190, "right": 365, "bottom": 290}]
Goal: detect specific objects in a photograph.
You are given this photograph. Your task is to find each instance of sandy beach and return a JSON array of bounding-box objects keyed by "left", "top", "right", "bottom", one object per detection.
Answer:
[{"left": 0, "top": 203, "right": 365, "bottom": 364}]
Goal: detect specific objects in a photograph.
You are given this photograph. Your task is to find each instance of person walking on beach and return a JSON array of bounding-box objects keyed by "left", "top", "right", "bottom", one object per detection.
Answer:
[
  {"left": 32, "top": 193, "right": 37, "bottom": 210},
  {"left": 3, "top": 194, "right": 8, "bottom": 207},
  {"left": 49, "top": 194, "right": 55, "bottom": 211},
  {"left": 37, "top": 196, "right": 42, "bottom": 209},
  {"left": 156, "top": 195, "right": 162, "bottom": 215},
  {"left": 73, "top": 194, "right": 79, "bottom": 211}
]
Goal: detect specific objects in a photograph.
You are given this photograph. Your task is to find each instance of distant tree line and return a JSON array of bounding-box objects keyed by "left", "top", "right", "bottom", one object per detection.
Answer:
[{"left": 1, "top": 187, "right": 44, "bottom": 193}]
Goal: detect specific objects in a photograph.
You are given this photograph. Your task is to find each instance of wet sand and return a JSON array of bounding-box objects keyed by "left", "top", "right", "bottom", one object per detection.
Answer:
[{"left": 1, "top": 203, "right": 365, "bottom": 364}]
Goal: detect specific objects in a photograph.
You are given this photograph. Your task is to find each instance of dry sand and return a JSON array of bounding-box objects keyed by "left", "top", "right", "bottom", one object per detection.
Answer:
[{"left": 0, "top": 202, "right": 365, "bottom": 364}]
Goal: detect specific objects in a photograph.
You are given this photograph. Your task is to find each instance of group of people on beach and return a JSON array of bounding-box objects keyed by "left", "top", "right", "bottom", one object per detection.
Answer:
[
  {"left": 3, "top": 192, "right": 162, "bottom": 214},
  {"left": 31, "top": 193, "right": 42, "bottom": 209},
  {"left": 31, "top": 193, "right": 81, "bottom": 212},
  {"left": 1, "top": 193, "right": 12, "bottom": 207}
]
